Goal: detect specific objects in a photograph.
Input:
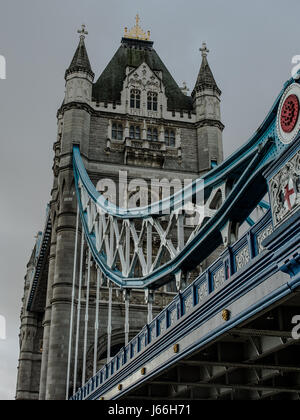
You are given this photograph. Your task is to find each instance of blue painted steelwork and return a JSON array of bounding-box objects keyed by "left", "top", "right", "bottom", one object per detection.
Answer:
[
  {"left": 70, "top": 207, "right": 300, "bottom": 400},
  {"left": 246, "top": 217, "right": 255, "bottom": 227},
  {"left": 68, "top": 75, "right": 300, "bottom": 401},
  {"left": 73, "top": 79, "right": 299, "bottom": 289},
  {"left": 74, "top": 137, "right": 274, "bottom": 289},
  {"left": 73, "top": 78, "right": 295, "bottom": 218},
  {"left": 259, "top": 200, "right": 270, "bottom": 210}
]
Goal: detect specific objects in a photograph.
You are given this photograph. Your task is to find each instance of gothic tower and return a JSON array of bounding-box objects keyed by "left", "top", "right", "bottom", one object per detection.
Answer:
[
  {"left": 16, "top": 18, "right": 224, "bottom": 400},
  {"left": 192, "top": 42, "right": 224, "bottom": 173}
]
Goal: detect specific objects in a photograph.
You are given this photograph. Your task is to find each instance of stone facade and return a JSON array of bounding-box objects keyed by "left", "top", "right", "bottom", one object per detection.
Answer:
[{"left": 16, "top": 28, "right": 224, "bottom": 400}]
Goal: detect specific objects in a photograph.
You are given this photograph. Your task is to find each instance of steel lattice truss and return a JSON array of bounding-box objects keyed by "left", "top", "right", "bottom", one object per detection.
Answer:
[{"left": 72, "top": 77, "right": 297, "bottom": 290}]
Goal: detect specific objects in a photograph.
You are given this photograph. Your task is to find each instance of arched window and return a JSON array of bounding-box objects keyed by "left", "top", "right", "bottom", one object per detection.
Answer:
[
  {"left": 165, "top": 129, "right": 175, "bottom": 147},
  {"left": 147, "top": 92, "right": 158, "bottom": 111},
  {"left": 147, "top": 127, "right": 158, "bottom": 141},
  {"left": 112, "top": 123, "right": 123, "bottom": 140},
  {"left": 129, "top": 125, "right": 141, "bottom": 140},
  {"left": 130, "top": 89, "right": 141, "bottom": 109}
]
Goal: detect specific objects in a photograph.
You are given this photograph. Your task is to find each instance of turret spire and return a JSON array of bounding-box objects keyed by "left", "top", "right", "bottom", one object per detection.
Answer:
[
  {"left": 65, "top": 25, "right": 94, "bottom": 79},
  {"left": 192, "top": 42, "right": 221, "bottom": 96}
]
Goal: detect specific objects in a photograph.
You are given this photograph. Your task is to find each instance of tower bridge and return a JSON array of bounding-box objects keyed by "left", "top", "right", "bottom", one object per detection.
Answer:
[{"left": 16, "top": 18, "right": 300, "bottom": 401}]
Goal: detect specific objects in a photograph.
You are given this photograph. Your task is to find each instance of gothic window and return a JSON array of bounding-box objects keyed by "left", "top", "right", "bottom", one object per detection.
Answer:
[
  {"left": 147, "top": 127, "right": 158, "bottom": 141},
  {"left": 112, "top": 123, "right": 123, "bottom": 140},
  {"left": 129, "top": 125, "right": 141, "bottom": 140},
  {"left": 147, "top": 92, "right": 158, "bottom": 111},
  {"left": 130, "top": 89, "right": 141, "bottom": 109},
  {"left": 165, "top": 129, "right": 175, "bottom": 147}
]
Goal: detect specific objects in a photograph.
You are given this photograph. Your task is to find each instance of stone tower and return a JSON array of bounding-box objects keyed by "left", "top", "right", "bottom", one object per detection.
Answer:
[
  {"left": 16, "top": 18, "right": 224, "bottom": 400},
  {"left": 192, "top": 42, "right": 224, "bottom": 173}
]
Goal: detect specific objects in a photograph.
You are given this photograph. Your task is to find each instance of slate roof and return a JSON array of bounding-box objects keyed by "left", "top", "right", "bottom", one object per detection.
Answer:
[{"left": 92, "top": 38, "right": 193, "bottom": 111}]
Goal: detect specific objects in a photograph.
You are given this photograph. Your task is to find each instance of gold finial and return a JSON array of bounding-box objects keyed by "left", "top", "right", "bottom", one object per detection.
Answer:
[
  {"left": 200, "top": 42, "right": 209, "bottom": 58},
  {"left": 124, "top": 15, "right": 151, "bottom": 41},
  {"left": 135, "top": 13, "right": 140, "bottom": 27},
  {"left": 78, "top": 24, "right": 88, "bottom": 40}
]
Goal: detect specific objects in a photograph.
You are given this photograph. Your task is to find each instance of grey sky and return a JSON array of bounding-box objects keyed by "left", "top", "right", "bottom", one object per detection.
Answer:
[{"left": 0, "top": 0, "right": 299, "bottom": 400}]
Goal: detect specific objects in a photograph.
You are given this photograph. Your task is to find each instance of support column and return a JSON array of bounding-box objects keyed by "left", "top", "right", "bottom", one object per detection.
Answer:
[
  {"left": 65, "top": 206, "right": 79, "bottom": 399},
  {"left": 45, "top": 205, "right": 81, "bottom": 400},
  {"left": 16, "top": 311, "right": 39, "bottom": 400},
  {"left": 39, "top": 214, "right": 57, "bottom": 400},
  {"left": 145, "top": 289, "right": 154, "bottom": 324},
  {"left": 107, "top": 281, "right": 112, "bottom": 363},
  {"left": 73, "top": 232, "right": 84, "bottom": 395},
  {"left": 82, "top": 248, "right": 91, "bottom": 386},
  {"left": 124, "top": 289, "right": 131, "bottom": 346},
  {"left": 93, "top": 269, "right": 101, "bottom": 376}
]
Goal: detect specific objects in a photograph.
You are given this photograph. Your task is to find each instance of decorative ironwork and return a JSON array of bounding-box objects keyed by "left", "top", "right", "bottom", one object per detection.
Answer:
[
  {"left": 280, "top": 95, "right": 299, "bottom": 133},
  {"left": 277, "top": 83, "right": 300, "bottom": 144}
]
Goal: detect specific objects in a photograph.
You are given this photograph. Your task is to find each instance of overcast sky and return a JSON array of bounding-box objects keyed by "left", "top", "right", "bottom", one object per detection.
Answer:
[{"left": 0, "top": 0, "right": 300, "bottom": 400}]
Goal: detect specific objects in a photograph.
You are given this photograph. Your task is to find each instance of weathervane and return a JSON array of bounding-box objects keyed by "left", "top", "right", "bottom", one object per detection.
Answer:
[
  {"left": 200, "top": 42, "right": 209, "bottom": 58},
  {"left": 78, "top": 24, "right": 88, "bottom": 40},
  {"left": 124, "top": 14, "right": 151, "bottom": 41}
]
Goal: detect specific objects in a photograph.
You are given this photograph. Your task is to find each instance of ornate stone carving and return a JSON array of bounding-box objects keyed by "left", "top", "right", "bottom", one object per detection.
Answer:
[
  {"left": 269, "top": 150, "right": 300, "bottom": 227},
  {"left": 235, "top": 245, "right": 250, "bottom": 271},
  {"left": 184, "top": 293, "right": 194, "bottom": 313},
  {"left": 159, "top": 318, "right": 166, "bottom": 334},
  {"left": 150, "top": 326, "right": 156, "bottom": 342},
  {"left": 139, "top": 335, "right": 145, "bottom": 351},
  {"left": 198, "top": 281, "right": 208, "bottom": 303},
  {"left": 256, "top": 225, "right": 273, "bottom": 253},
  {"left": 213, "top": 267, "right": 225, "bottom": 291},
  {"left": 170, "top": 309, "right": 178, "bottom": 326},
  {"left": 131, "top": 342, "right": 136, "bottom": 357}
]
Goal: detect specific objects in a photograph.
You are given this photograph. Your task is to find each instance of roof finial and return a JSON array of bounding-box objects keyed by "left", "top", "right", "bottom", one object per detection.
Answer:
[
  {"left": 136, "top": 13, "right": 140, "bottom": 27},
  {"left": 78, "top": 24, "right": 88, "bottom": 40},
  {"left": 124, "top": 15, "right": 151, "bottom": 41},
  {"left": 200, "top": 42, "right": 209, "bottom": 58}
]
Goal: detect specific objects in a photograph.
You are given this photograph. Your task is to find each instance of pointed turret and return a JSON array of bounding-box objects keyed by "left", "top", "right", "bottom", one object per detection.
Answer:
[
  {"left": 62, "top": 25, "right": 94, "bottom": 157},
  {"left": 64, "top": 25, "right": 94, "bottom": 106},
  {"left": 192, "top": 43, "right": 224, "bottom": 173},
  {"left": 65, "top": 25, "right": 94, "bottom": 79},
  {"left": 192, "top": 42, "right": 221, "bottom": 96}
]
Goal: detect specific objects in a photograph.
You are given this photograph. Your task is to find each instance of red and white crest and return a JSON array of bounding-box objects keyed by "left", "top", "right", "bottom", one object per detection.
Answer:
[
  {"left": 283, "top": 177, "right": 296, "bottom": 211},
  {"left": 277, "top": 83, "right": 300, "bottom": 144}
]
